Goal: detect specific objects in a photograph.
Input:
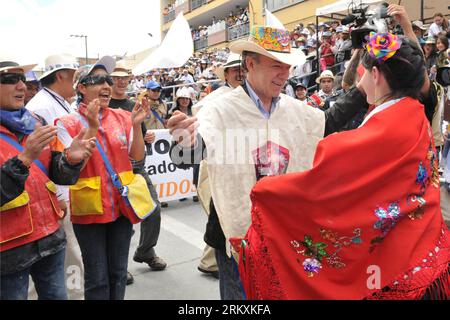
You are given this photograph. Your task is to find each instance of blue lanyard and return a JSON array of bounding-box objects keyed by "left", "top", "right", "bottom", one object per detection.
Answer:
[
  {"left": 0, "top": 133, "right": 49, "bottom": 176},
  {"left": 151, "top": 109, "right": 165, "bottom": 126},
  {"left": 77, "top": 115, "right": 124, "bottom": 194}
]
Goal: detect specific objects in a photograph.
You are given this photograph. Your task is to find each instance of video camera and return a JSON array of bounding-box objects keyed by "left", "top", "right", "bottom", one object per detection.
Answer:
[{"left": 341, "top": 1, "right": 392, "bottom": 49}]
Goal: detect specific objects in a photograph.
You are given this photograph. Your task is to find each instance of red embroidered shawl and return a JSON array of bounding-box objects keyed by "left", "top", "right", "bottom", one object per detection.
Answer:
[{"left": 236, "top": 97, "right": 450, "bottom": 300}]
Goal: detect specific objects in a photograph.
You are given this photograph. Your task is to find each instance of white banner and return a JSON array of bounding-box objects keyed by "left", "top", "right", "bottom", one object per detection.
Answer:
[
  {"left": 265, "top": 9, "right": 285, "bottom": 30},
  {"left": 133, "top": 13, "right": 193, "bottom": 75},
  {"left": 145, "top": 129, "right": 196, "bottom": 202}
]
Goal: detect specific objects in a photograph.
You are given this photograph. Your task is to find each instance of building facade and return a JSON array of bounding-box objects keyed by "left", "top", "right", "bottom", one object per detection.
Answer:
[{"left": 160, "top": 0, "right": 447, "bottom": 52}]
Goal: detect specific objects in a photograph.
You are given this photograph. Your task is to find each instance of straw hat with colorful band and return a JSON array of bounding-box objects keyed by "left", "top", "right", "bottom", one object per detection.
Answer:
[
  {"left": 230, "top": 26, "right": 306, "bottom": 67},
  {"left": 366, "top": 32, "right": 402, "bottom": 62}
]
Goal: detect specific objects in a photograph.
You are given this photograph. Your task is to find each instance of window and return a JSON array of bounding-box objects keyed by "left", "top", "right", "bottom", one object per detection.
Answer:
[{"left": 265, "top": 0, "right": 305, "bottom": 12}]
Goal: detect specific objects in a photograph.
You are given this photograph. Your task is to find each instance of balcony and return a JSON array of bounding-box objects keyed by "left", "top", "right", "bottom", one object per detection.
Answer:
[
  {"left": 207, "top": 28, "right": 227, "bottom": 46},
  {"left": 190, "top": 0, "right": 208, "bottom": 11},
  {"left": 175, "top": 0, "right": 190, "bottom": 16},
  {"left": 163, "top": 9, "right": 176, "bottom": 24},
  {"left": 227, "top": 22, "right": 250, "bottom": 41},
  {"left": 194, "top": 37, "right": 208, "bottom": 51}
]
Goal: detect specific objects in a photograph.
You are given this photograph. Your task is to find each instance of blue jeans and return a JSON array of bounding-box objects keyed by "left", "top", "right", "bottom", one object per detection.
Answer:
[
  {"left": 0, "top": 248, "right": 67, "bottom": 300},
  {"left": 72, "top": 216, "right": 133, "bottom": 300},
  {"left": 215, "top": 248, "right": 245, "bottom": 300}
]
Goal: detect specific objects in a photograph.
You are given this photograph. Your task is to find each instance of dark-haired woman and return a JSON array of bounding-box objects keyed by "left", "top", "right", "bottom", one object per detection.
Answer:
[
  {"left": 169, "top": 87, "right": 193, "bottom": 117},
  {"left": 168, "top": 87, "right": 198, "bottom": 202},
  {"left": 56, "top": 57, "right": 150, "bottom": 300},
  {"left": 436, "top": 35, "right": 449, "bottom": 68},
  {"left": 422, "top": 37, "right": 438, "bottom": 76},
  {"left": 235, "top": 34, "right": 450, "bottom": 299}
]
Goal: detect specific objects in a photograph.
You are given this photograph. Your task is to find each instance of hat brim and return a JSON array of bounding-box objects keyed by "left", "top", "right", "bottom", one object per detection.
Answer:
[
  {"left": 413, "top": 24, "right": 428, "bottom": 30},
  {"left": 88, "top": 56, "right": 116, "bottom": 76},
  {"left": 0, "top": 63, "right": 37, "bottom": 74},
  {"left": 316, "top": 75, "right": 335, "bottom": 84},
  {"left": 230, "top": 40, "right": 306, "bottom": 67},
  {"left": 216, "top": 62, "right": 241, "bottom": 81},
  {"left": 110, "top": 71, "right": 130, "bottom": 77},
  {"left": 295, "top": 83, "right": 307, "bottom": 89},
  {"left": 39, "top": 65, "right": 78, "bottom": 81}
]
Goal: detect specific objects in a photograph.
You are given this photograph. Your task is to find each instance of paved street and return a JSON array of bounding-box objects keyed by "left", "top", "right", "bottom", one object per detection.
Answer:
[
  {"left": 29, "top": 200, "right": 220, "bottom": 300},
  {"left": 125, "top": 200, "right": 220, "bottom": 300}
]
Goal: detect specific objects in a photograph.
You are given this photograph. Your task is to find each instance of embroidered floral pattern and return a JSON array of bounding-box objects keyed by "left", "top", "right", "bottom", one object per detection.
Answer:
[
  {"left": 374, "top": 203, "right": 401, "bottom": 234},
  {"left": 320, "top": 228, "right": 362, "bottom": 268},
  {"left": 370, "top": 137, "right": 440, "bottom": 252},
  {"left": 407, "top": 195, "right": 426, "bottom": 220},
  {"left": 302, "top": 258, "right": 322, "bottom": 277},
  {"left": 427, "top": 146, "right": 440, "bottom": 188},
  {"left": 416, "top": 162, "right": 428, "bottom": 192},
  {"left": 291, "top": 229, "right": 362, "bottom": 277},
  {"left": 370, "top": 203, "right": 401, "bottom": 252}
]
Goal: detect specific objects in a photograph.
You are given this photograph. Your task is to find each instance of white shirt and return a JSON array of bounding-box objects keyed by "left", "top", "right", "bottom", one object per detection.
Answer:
[
  {"left": 26, "top": 87, "right": 76, "bottom": 125},
  {"left": 318, "top": 89, "right": 335, "bottom": 101},
  {"left": 428, "top": 23, "right": 443, "bottom": 38},
  {"left": 26, "top": 87, "right": 77, "bottom": 202},
  {"left": 359, "top": 98, "right": 404, "bottom": 127},
  {"left": 179, "top": 73, "right": 194, "bottom": 84}
]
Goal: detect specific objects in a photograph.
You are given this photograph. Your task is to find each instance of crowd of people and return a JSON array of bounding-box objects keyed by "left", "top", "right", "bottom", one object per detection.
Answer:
[
  {"left": 191, "top": 6, "right": 249, "bottom": 42},
  {"left": 1, "top": 3, "right": 450, "bottom": 301}
]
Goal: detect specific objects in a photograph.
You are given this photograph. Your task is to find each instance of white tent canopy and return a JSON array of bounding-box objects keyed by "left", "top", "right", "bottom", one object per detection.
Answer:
[{"left": 315, "top": 0, "right": 383, "bottom": 16}]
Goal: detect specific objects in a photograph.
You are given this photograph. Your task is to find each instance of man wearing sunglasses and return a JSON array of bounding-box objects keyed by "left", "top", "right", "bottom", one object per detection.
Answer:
[
  {"left": 131, "top": 80, "right": 168, "bottom": 271},
  {"left": 109, "top": 65, "right": 167, "bottom": 279},
  {"left": 0, "top": 58, "right": 97, "bottom": 300}
]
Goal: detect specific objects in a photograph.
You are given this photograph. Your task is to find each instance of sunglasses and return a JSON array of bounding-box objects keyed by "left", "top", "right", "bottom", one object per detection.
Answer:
[
  {"left": 150, "top": 88, "right": 161, "bottom": 92},
  {"left": 0, "top": 73, "right": 26, "bottom": 85},
  {"left": 80, "top": 75, "right": 114, "bottom": 86}
]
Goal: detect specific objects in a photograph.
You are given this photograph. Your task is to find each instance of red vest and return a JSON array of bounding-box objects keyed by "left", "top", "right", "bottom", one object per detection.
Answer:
[
  {"left": 57, "top": 106, "right": 134, "bottom": 225},
  {"left": 0, "top": 125, "right": 63, "bottom": 252}
]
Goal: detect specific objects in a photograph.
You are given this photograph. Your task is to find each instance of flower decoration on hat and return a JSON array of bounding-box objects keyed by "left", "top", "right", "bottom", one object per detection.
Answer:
[
  {"left": 251, "top": 27, "right": 291, "bottom": 53},
  {"left": 366, "top": 32, "right": 402, "bottom": 61}
]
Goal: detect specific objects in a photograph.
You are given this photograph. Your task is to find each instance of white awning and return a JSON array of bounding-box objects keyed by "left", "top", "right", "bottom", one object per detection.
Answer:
[{"left": 316, "top": 0, "right": 383, "bottom": 16}]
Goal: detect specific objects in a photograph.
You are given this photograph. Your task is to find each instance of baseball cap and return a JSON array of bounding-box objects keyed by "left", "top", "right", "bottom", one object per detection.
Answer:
[{"left": 146, "top": 80, "right": 161, "bottom": 90}]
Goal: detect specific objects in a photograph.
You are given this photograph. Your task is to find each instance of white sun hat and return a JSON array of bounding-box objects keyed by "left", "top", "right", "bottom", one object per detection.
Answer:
[
  {"left": 39, "top": 53, "right": 79, "bottom": 80},
  {"left": 316, "top": 70, "right": 335, "bottom": 84},
  {"left": 215, "top": 53, "right": 242, "bottom": 81}
]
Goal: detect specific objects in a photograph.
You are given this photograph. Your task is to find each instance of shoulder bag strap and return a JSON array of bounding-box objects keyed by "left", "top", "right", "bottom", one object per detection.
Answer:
[{"left": 0, "top": 133, "right": 49, "bottom": 176}]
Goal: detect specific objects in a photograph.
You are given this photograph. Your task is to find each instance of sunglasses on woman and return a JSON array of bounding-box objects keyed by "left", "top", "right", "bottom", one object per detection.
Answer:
[
  {"left": 80, "top": 75, "right": 114, "bottom": 86},
  {"left": 0, "top": 73, "right": 26, "bottom": 85}
]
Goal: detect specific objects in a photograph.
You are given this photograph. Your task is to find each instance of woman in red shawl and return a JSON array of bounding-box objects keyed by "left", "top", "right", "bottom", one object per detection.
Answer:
[{"left": 235, "top": 33, "right": 450, "bottom": 300}]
